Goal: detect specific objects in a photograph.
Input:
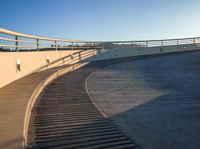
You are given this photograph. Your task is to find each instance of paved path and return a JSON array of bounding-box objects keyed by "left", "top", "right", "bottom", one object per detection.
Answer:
[
  {"left": 87, "top": 51, "right": 200, "bottom": 149},
  {"left": 0, "top": 63, "right": 87, "bottom": 149},
  {"left": 29, "top": 65, "right": 139, "bottom": 149},
  {"left": 0, "top": 67, "right": 59, "bottom": 149}
]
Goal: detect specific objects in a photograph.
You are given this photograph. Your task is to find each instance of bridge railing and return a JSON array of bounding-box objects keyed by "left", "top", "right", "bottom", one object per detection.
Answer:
[
  {"left": 96, "top": 37, "right": 200, "bottom": 49},
  {"left": 0, "top": 28, "right": 99, "bottom": 51},
  {"left": 1, "top": 28, "right": 200, "bottom": 51}
]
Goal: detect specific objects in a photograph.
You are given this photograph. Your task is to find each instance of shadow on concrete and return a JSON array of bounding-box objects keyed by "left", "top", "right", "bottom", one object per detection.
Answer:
[
  {"left": 109, "top": 92, "right": 200, "bottom": 149},
  {"left": 28, "top": 65, "right": 139, "bottom": 149},
  {"left": 26, "top": 50, "right": 200, "bottom": 149},
  {"left": 34, "top": 50, "right": 95, "bottom": 72},
  {"left": 87, "top": 51, "right": 200, "bottom": 149}
]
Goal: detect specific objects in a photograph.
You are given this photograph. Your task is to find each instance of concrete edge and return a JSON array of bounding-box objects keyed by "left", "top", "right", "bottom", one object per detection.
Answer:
[
  {"left": 23, "top": 62, "right": 89, "bottom": 148},
  {"left": 85, "top": 71, "right": 108, "bottom": 118}
]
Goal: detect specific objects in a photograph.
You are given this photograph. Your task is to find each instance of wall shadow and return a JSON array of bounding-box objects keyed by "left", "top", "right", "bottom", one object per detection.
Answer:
[
  {"left": 87, "top": 51, "right": 200, "bottom": 149},
  {"left": 28, "top": 65, "right": 139, "bottom": 149},
  {"left": 34, "top": 50, "right": 96, "bottom": 72}
]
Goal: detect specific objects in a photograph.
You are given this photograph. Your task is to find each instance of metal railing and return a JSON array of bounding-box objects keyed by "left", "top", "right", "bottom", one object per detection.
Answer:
[
  {"left": 0, "top": 28, "right": 99, "bottom": 51},
  {"left": 1, "top": 28, "right": 200, "bottom": 51},
  {"left": 96, "top": 37, "right": 200, "bottom": 49}
]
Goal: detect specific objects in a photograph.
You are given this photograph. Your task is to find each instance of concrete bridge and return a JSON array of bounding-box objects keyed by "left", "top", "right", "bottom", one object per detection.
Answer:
[{"left": 0, "top": 28, "right": 200, "bottom": 149}]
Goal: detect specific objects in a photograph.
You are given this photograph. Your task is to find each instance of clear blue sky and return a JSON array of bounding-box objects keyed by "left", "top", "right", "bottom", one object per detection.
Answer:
[{"left": 1, "top": 0, "right": 200, "bottom": 41}]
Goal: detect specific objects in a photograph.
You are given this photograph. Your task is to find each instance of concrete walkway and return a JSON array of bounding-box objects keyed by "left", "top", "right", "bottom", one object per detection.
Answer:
[
  {"left": 0, "top": 63, "right": 86, "bottom": 149},
  {"left": 87, "top": 51, "right": 200, "bottom": 149},
  {"left": 1, "top": 51, "right": 200, "bottom": 149},
  {"left": 29, "top": 65, "right": 138, "bottom": 149}
]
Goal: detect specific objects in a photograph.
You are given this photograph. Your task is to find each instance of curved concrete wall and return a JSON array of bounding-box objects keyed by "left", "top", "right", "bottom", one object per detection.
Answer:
[
  {"left": 90, "top": 44, "right": 200, "bottom": 61},
  {"left": 0, "top": 43, "right": 200, "bottom": 88},
  {"left": 0, "top": 50, "right": 95, "bottom": 88}
]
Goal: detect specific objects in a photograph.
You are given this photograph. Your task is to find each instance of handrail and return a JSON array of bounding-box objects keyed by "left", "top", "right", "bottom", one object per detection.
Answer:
[
  {"left": 0, "top": 28, "right": 200, "bottom": 51},
  {"left": 94, "top": 37, "right": 199, "bottom": 43},
  {"left": 0, "top": 28, "right": 84, "bottom": 42},
  {"left": 0, "top": 28, "right": 98, "bottom": 51},
  {"left": 95, "top": 37, "right": 200, "bottom": 49}
]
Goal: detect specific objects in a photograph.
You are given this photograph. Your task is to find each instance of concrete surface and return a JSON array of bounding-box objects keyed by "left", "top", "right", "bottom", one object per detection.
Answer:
[
  {"left": 87, "top": 51, "right": 200, "bottom": 149},
  {"left": 91, "top": 44, "right": 200, "bottom": 61},
  {"left": 0, "top": 62, "right": 88, "bottom": 149},
  {"left": 0, "top": 50, "right": 95, "bottom": 88},
  {"left": 1, "top": 43, "right": 200, "bottom": 89},
  {"left": 28, "top": 65, "right": 138, "bottom": 149},
  {"left": 1, "top": 49, "right": 200, "bottom": 149}
]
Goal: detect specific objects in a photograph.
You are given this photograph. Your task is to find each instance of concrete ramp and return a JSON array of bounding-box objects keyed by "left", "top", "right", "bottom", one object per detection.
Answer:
[
  {"left": 28, "top": 65, "right": 139, "bottom": 149},
  {"left": 87, "top": 51, "right": 200, "bottom": 149}
]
